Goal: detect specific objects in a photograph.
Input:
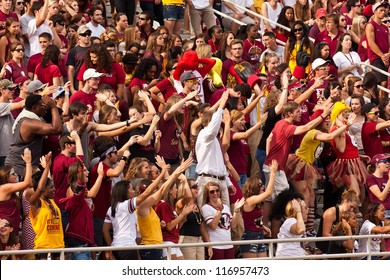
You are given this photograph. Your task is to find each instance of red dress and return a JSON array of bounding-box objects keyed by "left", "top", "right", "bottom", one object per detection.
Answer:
[{"left": 326, "top": 126, "right": 367, "bottom": 187}]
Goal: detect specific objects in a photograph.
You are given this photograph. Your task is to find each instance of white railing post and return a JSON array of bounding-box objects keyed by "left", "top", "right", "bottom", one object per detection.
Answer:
[{"left": 213, "top": 9, "right": 247, "bottom": 26}]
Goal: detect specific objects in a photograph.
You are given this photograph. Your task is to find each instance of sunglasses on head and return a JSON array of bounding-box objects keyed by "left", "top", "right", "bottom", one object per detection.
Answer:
[
  {"left": 80, "top": 31, "right": 92, "bottom": 37},
  {"left": 209, "top": 189, "right": 220, "bottom": 195}
]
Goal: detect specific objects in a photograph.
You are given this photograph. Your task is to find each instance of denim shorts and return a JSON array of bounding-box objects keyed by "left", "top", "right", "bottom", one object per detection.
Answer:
[
  {"left": 163, "top": 4, "right": 184, "bottom": 21},
  {"left": 240, "top": 230, "right": 267, "bottom": 254}
]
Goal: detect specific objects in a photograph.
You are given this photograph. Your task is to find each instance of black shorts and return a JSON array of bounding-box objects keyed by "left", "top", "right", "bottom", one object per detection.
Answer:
[{"left": 371, "top": 58, "right": 388, "bottom": 83}]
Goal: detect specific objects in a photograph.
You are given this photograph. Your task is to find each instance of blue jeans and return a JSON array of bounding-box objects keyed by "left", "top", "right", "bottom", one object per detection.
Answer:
[
  {"left": 71, "top": 249, "right": 91, "bottom": 260},
  {"left": 139, "top": 248, "right": 163, "bottom": 260},
  {"left": 238, "top": 173, "right": 248, "bottom": 188},
  {"left": 256, "top": 149, "right": 267, "bottom": 184},
  {"left": 163, "top": 4, "right": 184, "bottom": 21},
  {"left": 186, "top": 162, "right": 198, "bottom": 180}
]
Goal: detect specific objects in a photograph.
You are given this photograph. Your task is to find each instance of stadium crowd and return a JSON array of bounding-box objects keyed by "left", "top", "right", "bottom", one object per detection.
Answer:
[{"left": 0, "top": 0, "right": 390, "bottom": 260}]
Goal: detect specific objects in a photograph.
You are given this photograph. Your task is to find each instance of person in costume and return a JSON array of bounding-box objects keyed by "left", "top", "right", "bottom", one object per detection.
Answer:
[
  {"left": 285, "top": 109, "right": 356, "bottom": 236},
  {"left": 326, "top": 101, "right": 367, "bottom": 198}
]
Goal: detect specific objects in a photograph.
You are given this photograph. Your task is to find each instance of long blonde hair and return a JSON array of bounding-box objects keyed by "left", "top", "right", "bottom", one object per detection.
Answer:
[{"left": 351, "top": 15, "right": 366, "bottom": 39}]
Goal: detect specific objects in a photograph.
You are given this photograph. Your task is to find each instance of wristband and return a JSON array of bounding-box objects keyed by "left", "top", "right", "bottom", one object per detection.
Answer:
[
  {"left": 121, "top": 156, "right": 128, "bottom": 162},
  {"left": 126, "top": 120, "right": 130, "bottom": 126},
  {"left": 320, "top": 115, "right": 326, "bottom": 121}
]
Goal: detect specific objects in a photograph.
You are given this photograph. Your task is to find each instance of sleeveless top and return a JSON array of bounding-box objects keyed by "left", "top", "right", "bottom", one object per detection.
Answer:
[
  {"left": 137, "top": 208, "right": 163, "bottom": 245},
  {"left": 29, "top": 198, "right": 64, "bottom": 249},
  {"left": 261, "top": 2, "right": 282, "bottom": 30},
  {"left": 180, "top": 206, "right": 203, "bottom": 237},
  {"left": 5, "top": 118, "right": 43, "bottom": 176},
  {"left": 316, "top": 205, "right": 340, "bottom": 253},
  {"left": 242, "top": 206, "right": 264, "bottom": 232},
  {"left": 367, "top": 20, "right": 389, "bottom": 63}
]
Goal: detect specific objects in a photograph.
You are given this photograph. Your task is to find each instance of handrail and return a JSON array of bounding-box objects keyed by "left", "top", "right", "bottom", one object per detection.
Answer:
[
  {"left": 378, "top": 85, "right": 390, "bottom": 95},
  {"left": 361, "top": 62, "right": 390, "bottom": 77},
  {"left": 1, "top": 234, "right": 389, "bottom": 260},
  {"left": 223, "top": 0, "right": 290, "bottom": 32},
  {"left": 213, "top": 9, "right": 246, "bottom": 26}
]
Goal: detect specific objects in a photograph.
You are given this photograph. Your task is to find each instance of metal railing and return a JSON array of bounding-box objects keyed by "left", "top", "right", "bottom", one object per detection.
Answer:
[{"left": 1, "top": 234, "right": 389, "bottom": 260}]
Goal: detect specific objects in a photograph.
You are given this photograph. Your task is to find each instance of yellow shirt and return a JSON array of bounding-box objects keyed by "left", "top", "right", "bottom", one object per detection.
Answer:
[
  {"left": 162, "top": 0, "right": 184, "bottom": 5},
  {"left": 137, "top": 208, "right": 163, "bottom": 245},
  {"left": 30, "top": 199, "right": 64, "bottom": 249},
  {"left": 295, "top": 129, "right": 324, "bottom": 164},
  {"left": 288, "top": 43, "right": 311, "bottom": 75}
]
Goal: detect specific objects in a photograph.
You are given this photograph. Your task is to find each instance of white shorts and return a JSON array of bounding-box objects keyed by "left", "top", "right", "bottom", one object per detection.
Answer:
[{"left": 162, "top": 241, "right": 183, "bottom": 258}]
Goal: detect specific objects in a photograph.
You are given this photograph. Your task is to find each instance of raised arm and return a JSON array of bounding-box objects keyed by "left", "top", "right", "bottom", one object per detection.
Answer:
[
  {"left": 232, "top": 112, "right": 268, "bottom": 140},
  {"left": 106, "top": 150, "right": 130, "bottom": 178},
  {"left": 0, "top": 148, "right": 32, "bottom": 199},
  {"left": 29, "top": 152, "right": 52, "bottom": 217},
  {"left": 86, "top": 162, "right": 104, "bottom": 198},
  {"left": 164, "top": 90, "right": 198, "bottom": 121},
  {"left": 244, "top": 160, "right": 277, "bottom": 209},
  {"left": 290, "top": 199, "right": 306, "bottom": 235},
  {"left": 274, "top": 72, "right": 289, "bottom": 115},
  {"left": 294, "top": 103, "right": 332, "bottom": 135},
  {"left": 137, "top": 115, "right": 160, "bottom": 146}
]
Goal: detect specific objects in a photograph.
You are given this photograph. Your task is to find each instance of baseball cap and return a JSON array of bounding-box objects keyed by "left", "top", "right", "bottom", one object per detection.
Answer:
[
  {"left": 14, "top": 76, "right": 30, "bottom": 85},
  {"left": 370, "top": 154, "right": 390, "bottom": 165},
  {"left": 312, "top": 58, "right": 330, "bottom": 70},
  {"left": 77, "top": 25, "right": 91, "bottom": 35},
  {"left": 362, "top": 102, "right": 378, "bottom": 114},
  {"left": 0, "top": 79, "right": 17, "bottom": 89},
  {"left": 316, "top": 8, "right": 327, "bottom": 19},
  {"left": 288, "top": 81, "right": 304, "bottom": 90},
  {"left": 27, "top": 80, "right": 46, "bottom": 94},
  {"left": 373, "top": 1, "right": 389, "bottom": 12},
  {"left": 180, "top": 71, "right": 198, "bottom": 84},
  {"left": 83, "top": 68, "right": 103, "bottom": 81},
  {"left": 53, "top": 86, "right": 66, "bottom": 99}
]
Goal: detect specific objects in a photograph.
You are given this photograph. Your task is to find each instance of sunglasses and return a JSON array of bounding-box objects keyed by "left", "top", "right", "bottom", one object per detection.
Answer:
[
  {"left": 139, "top": 17, "right": 147, "bottom": 21},
  {"left": 7, "top": 86, "right": 17, "bottom": 91},
  {"left": 340, "top": 18, "right": 346, "bottom": 21},
  {"left": 58, "top": 22, "right": 65, "bottom": 26},
  {"left": 383, "top": 20, "right": 390, "bottom": 24},
  {"left": 209, "top": 189, "right": 220, "bottom": 195},
  {"left": 80, "top": 32, "right": 92, "bottom": 37},
  {"left": 293, "top": 27, "right": 303, "bottom": 33},
  {"left": 368, "top": 111, "right": 379, "bottom": 115},
  {"left": 354, "top": 84, "right": 363, "bottom": 88},
  {"left": 13, "top": 48, "right": 24, "bottom": 52},
  {"left": 16, "top": 1, "right": 24, "bottom": 5}
]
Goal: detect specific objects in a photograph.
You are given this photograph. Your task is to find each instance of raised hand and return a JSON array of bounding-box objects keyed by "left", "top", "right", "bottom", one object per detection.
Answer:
[
  {"left": 269, "top": 159, "right": 278, "bottom": 173},
  {"left": 22, "top": 148, "right": 32, "bottom": 164}
]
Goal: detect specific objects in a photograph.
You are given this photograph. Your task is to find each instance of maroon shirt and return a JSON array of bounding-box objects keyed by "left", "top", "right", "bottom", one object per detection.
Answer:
[
  {"left": 315, "top": 30, "right": 344, "bottom": 56},
  {"left": 0, "top": 10, "right": 18, "bottom": 33},
  {"left": 361, "top": 121, "right": 383, "bottom": 159},
  {"left": 367, "top": 20, "right": 389, "bottom": 63},
  {"left": 88, "top": 162, "right": 112, "bottom": 219},
  {"left": 53, "top": 154, "right": 84, "bottom": 208},
  {"left": 27, "top": 53, "right": 43, "bottom": 74}
]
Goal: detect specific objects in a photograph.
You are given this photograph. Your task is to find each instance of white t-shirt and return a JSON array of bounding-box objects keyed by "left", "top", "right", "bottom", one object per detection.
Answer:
[
  {"left": 20, "top": 14, "right": 35, "bottom": 57},
  {"left": 86, "top": 22, "right": 106, "bottom": 38},
  {"left": 275, "top": 217, "right": 306, "bottom": 257},
  {"left": 333, "top": 51, "right": 362, "bottom": 82},
  {"left": 358, "top": 220, "right": 383, "bottom": 257},
  {"left": 27, "top": 19, "right": 53, "bottom": 56},
  {"left": 202, "top": 203, "right": 233, "bottom": 249},
  {"left": 104, "top": 197, "right": 137, "bottom": 246},
  {"left": 222, "top": 0, "right": 255, "bottom": 14}
]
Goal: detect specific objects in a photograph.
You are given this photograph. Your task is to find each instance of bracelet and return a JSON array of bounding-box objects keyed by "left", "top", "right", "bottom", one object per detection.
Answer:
[
  {"left": 310, "top": 87, "right": 315, "bottom": 91},
  {"left": 120, "top": 156, "right": 128, "bottom": 162},
  {"left": 234, "top": 209, "right": 241, "bottom": 213},
  {"left": 126, "top": 120, "right": 130, "bottom": 126},
  {"left": 320, "top": 115, "right": 326, "bottom": 121}
]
